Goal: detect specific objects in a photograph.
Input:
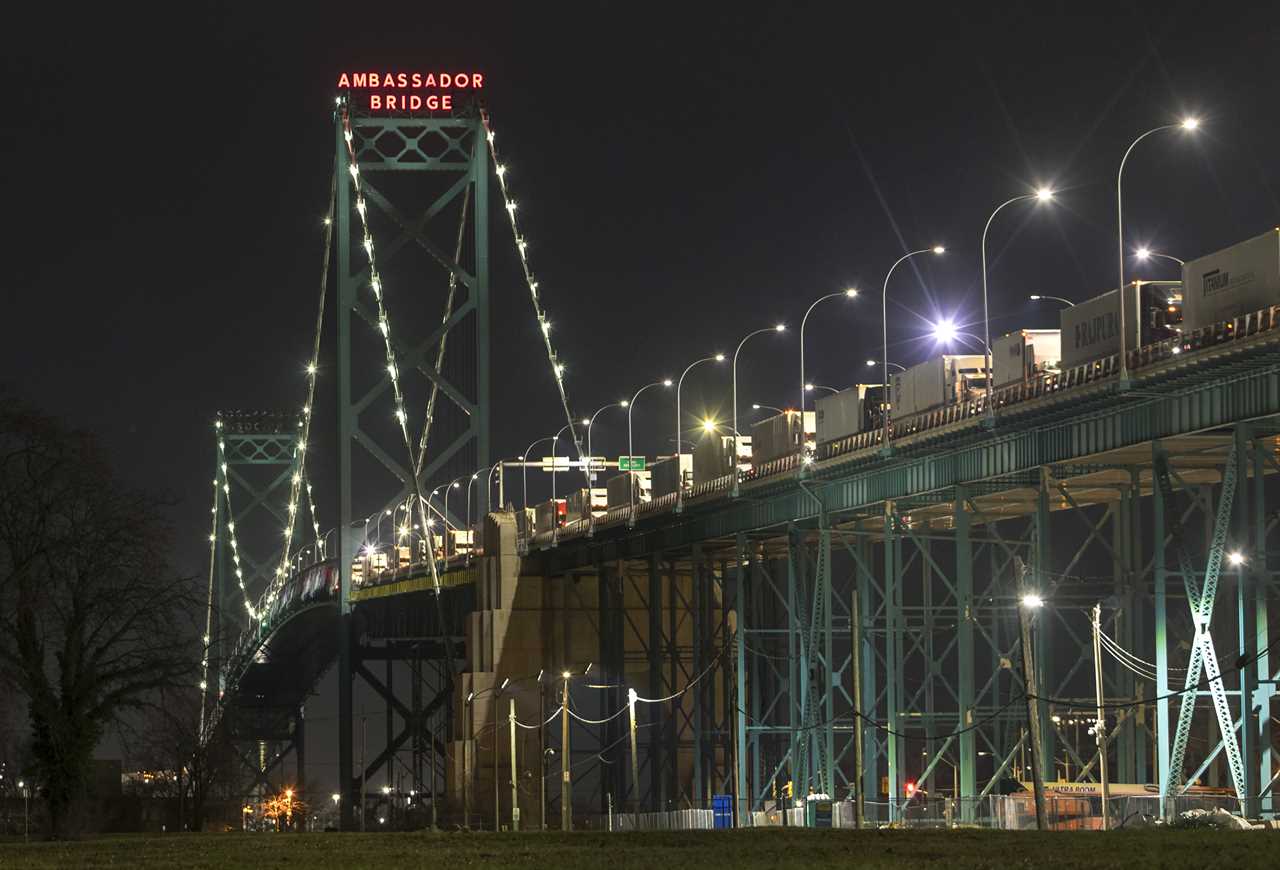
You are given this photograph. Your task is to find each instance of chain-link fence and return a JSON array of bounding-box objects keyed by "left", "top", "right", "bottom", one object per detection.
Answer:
[{"left": 589, "top": 793, "right": 1256, "bottom": 832}]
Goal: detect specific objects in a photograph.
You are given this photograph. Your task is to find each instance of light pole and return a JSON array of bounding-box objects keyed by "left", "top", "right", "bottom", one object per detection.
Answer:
[
  {"left": 549, "top": 421, "right": 580, "bottom": 509},
  {"left": 442, "top": 479, "right": 462, "bottom": 559},
  {"left": 1135, "top": 247, "right": 1185, "bottom": 268},
  {"left": 627, "top": 379, "right": 672, "bottom": 526},
  {"left": 560, "top": 670, "right": 572, "bottom": 831},
  {"left": 866, "top": 359, "right": 906, "bottom": 373},
  {"left": 1029, "top": 294, "right": 1075, "bottom": 307},
  {"left": 521, "top": 436, "right": 556, "bottom": 514},
  {"left": 732, "top": 324, "right": 786, "bottom": 496},
  {"left": 804, "top": 383, "right": 839, "bottom": 396},
  {"left": 676, "top": 354, "right": 725, "bottom": 511},
  {"left": 881, "top": 247, "right": 945, "bottom": 454},
  {"left": 1116, "top": 118, "right": 1200, "bottom": 387},
  {"left": 751, "top": 402, "right": 785, "bottom": 415},
  {"left": 800, "top": 288, "right": 858, "bottom": 413},
  {"left": 585, "top": 401, "right": 627, "bottom": 536},
  {"left": 586, "top": 401, "right": 627, "bottom": 484},
  {"left": 981, "top": 188, "right": 1054, "bottom": 423}
]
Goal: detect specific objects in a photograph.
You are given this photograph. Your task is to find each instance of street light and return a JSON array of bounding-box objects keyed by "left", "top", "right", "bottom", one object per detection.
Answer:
[
  {"left": 1135, "top": 247, "right": 1186, "bottom": 267},
  {"left": 732, "top": 324, "right": 787, "bottom": 496},
  {"left": 800, "top": 288, "right": 858, "bottom": 413},
  {"left": 1020, "top": 593, "right": 1045, "bottom": 609},
  {"left": 1029, "top": 294, "right": 1075, "bottom": 307},
  {"left": 520, "top": 436, "right": 556, "bottom": 515},
  {"left": 866, "top": 359, "right": 906, "bottom": 373},
  {"left": 627, "top": 379, "right": 672, "bottom": 526},
  {"left": 931, "top": 321, "right": 987, "bottom": 350},
  {"left": 881, "top": 247, "right": 945, "bottom": 454},
  {"left": 549, "top": 421, "right": 580, "bottom": 509},
  {"left": 1227, "top": 551, "right": 1245, "bottom": 566},
  {"left": 804, "top": 383, "right": 839, "bottom": 395},
  {"left": 676, "top": 353, "right": 726, "bottom": 511},
  {"left": 751, "top": 403, "right": 784, "bottom": 416},
  {"left": 1116, "top": 118, "right": 1201, "bottom": 386},
  {"left": 980, "top": 188, "right": 1055, "bottom": 423}
]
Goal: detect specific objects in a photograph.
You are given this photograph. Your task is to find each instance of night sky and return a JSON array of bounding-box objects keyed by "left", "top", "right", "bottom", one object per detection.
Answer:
[{"left": 4, "top": 2, "right": 1278, "bottom": 780}]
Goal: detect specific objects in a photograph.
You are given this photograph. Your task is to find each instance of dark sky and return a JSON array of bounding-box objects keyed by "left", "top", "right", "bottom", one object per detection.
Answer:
[{"left": 4, "top": 1, "right": 1278, "bottom": 778}]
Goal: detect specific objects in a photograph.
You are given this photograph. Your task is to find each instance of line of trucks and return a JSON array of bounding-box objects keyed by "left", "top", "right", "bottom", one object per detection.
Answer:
[{"left": 523, "top": 229, "right": 1280, "bottom": 536}]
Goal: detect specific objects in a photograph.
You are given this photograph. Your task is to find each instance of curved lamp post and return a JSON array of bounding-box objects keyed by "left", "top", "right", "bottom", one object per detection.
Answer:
[
  {"left": 1116, "top": 118, "right": 1200, "bottom": 386},
  {"left": 627, "top": 379, "right": 672, "bottom": 526},
  {"left": 732, "top": 325, "right": 786, "bottom": 496},
  {"left": 585, "top": 401, "right": 627, "bottom": 536},
  {"left": 1135, "top": 247, "right": 1185, "bottom": 267},
  {"left": 981, "top": 188, "right": 1054, "bottom": 422},
  {"left": 800, "top": 289, "right": 857, "bottom": 413},
  {"left": 1029, "top": 294, "right": 1075, "bottom": 307},
  {"left": 881, "top": 247, "right": 945, "bottom": 454},
  {"left": 676, "top": 354, "right": 724, "bottom": 511}
]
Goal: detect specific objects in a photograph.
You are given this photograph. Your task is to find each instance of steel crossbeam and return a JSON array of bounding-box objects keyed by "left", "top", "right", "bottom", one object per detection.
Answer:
[{"left": 1155, "top": 443, "right": 1247, "bottom": 802}]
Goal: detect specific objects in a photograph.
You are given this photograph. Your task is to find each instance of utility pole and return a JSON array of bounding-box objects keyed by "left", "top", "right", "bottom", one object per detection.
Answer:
[
  {"left": 429, "top": 704, "right": 438, "bottom": 830},
  {"left": 463, "top": 695, "right": 472, "bottom": 829},
  {"left": 510, "top": 697, "right": 519, "bottom": 831},
  {"left": 1092, "top": 603, "right": 1113, "bottom": 830},
  {"left": 851, "top": 584, "right": 864, "bottom": 829},
  {"left": 493, "top": 718, "right": 500, "bottom": 831},
  {"left": 1015, "top": 558, "right": 1047, "bottom": 830},
  {"left": 539, "top": 673, "right": 547, "bottom": 830},
  {"left": 561, "top": 672, "right": 572, "bottom": 831},
  {"left": 628, "top": 688, "right": 640, "bottom": 816},
  {"left": 360, "top": 711, "right": 368, "bottom": 833}
]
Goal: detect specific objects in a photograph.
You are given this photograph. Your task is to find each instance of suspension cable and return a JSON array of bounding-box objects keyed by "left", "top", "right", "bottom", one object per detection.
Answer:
[
  {"left": 339, "top": 104, "right": 455, "bottom": 681},
  {"left": 266, "top": 168, "right": 337, "bottom": 609},
  {"left": 416, "top": 185, "right": 472, "bottom": 478},
  {"left": 479, "top": 112, "right": 588, "bottom": 481}
]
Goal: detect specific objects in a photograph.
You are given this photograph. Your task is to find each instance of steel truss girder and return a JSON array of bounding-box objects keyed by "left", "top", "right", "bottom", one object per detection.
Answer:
[{"left": 1156, "top": 441, "right": 1248, "bottom": 802}]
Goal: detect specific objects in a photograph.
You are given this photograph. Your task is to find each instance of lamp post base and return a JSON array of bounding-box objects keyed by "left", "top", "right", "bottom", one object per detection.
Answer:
[{"left": 980, "top": 411, "right": 996, "bottom": 430}]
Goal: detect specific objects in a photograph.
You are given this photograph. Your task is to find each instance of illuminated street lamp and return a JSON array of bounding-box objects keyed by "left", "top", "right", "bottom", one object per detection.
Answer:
[
  {"left": 1135, "top": 247, "right": 1186, "bottom": 268},
  {"left": 866, "top": 359, "right": 906, "bottom": 373},
  {"left": 980, "top": 188, "right": 1054, "bottom": 423},
  {"left": 751, "top": 402, "right": 785, "bottom": 415},
  {"left": 881, "top": 247, "right": 945, "bottom": 454},
  {"left": 804, "top": 383, "right": 839, "bottom": 395},
  {"left": 520, "top": 436, "right": 556, "bottom": 515},
  {"left": 627, "top": 378, "right": 673, "bottom": 526},
  {"left": 585, "top": 401, "right": 627, "bottom": 537},
  {"left": 1020, "top": 593, "right": 1045, "bottom": 609},
  {"left": 800, "top": 288, "right": 858, "bottom": 413},
  {"left": 732, "top": 324, "right": 787, "bottom": 496},
  {"left": 1227, "top": 551, "right": 1245, "bottom": 567},
  {"left": 1116, "top": 118, "right": 1201, "bottom": 387},
  {"left": 549, "top": 421, "right": 580, "bottom": 509},
  {"left": 676, "top": 353, "right": 726, "bottom": 511},
  {"left": 1029, "top": 294, "right": 1075, "bottom": 307}
]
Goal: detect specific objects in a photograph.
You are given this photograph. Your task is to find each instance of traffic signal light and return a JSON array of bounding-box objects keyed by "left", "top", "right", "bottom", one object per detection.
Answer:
[
  {"left": 782, "top": 780, "right": 793, "bottom": 799},
  {"left": 904, "top": 780, "right": 917, "bottom": 798}
]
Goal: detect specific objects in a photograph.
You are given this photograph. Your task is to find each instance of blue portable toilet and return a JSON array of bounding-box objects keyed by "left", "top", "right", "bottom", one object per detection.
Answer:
[{"left": 712, "top": 794, "right": 733, "bottom": 829}]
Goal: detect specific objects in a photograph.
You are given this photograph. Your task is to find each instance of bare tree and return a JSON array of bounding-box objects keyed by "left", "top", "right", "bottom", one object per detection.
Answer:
[
  {"left": 0, "top": 396, "right": 201, "bottom": 838},
  {"left": 120, "top": 686, "right": 243, "bottom": 831}
]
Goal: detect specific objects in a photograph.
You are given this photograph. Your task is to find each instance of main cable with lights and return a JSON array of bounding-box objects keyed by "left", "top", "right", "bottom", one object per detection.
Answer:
[{"left": 480, "top": 110, "right": 587, "bottom": 478}]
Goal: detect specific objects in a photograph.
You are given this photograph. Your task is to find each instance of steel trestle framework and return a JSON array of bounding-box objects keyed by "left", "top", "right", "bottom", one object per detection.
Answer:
[{"left": 334, "top": 108, "right": 490, "bottom": 828}]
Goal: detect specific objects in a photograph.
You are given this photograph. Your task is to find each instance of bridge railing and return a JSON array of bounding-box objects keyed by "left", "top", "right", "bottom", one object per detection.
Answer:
[{"left": 509, "top": 303, "right": 1280, "bottom": 553}]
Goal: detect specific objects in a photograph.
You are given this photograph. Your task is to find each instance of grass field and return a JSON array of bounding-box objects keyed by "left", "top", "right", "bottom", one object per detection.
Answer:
[{"left": 2, "top": 828, "right": 1278, "bottom": 869}]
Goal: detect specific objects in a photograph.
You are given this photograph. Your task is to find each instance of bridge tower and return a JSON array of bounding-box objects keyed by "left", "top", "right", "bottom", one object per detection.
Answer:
[
  {"left": 207, "top": 410, "right": 309, "bottom": 806},
  {"left": 333, "top": 103, "right": 490, "bottom": 829}
]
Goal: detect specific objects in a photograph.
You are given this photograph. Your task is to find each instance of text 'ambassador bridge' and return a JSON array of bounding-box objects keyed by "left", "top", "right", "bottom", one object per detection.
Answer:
[{"left": 199, "top": 75, "right": 1279, "bottom": 832}]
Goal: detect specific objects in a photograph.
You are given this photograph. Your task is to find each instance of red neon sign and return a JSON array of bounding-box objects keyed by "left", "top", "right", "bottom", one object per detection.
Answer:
[{"left": 336, "top": 71, "right": 484, "bottom": 113}]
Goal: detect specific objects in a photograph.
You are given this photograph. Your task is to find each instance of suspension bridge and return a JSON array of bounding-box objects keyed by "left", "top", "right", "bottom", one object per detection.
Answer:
[{"left": 199, "top": 96, "right": 1279, "bottom": 832}]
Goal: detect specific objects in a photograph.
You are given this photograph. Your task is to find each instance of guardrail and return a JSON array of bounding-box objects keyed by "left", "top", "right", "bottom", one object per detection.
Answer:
[{"left": 517, "top": 304, "right": 1280, "bottom": 553}]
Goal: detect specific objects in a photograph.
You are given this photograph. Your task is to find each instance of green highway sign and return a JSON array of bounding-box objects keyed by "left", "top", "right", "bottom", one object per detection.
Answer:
[{"left": 618, "top": 455, "right": 646, "bottom": 472}]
